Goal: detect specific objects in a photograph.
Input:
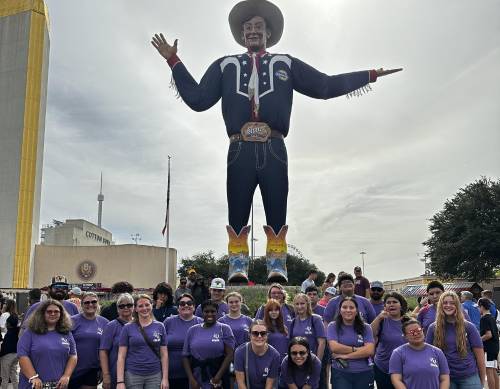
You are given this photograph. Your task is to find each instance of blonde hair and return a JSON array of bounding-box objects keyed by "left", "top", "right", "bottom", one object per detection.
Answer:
[
  {"left": 434, "top": 291, "right": 468, "bottom": 357},
  {"left": 81, "top": 292, "right": 101, "bottom": 314},
  {"left": 225, "top": 291, "right": 243, "bottom": 303},
  {"left": 293, "top": 293, "right": 312, "bottom": 317},
  {"left": 133, "top": 294, "right": 154, "bottom": 322},
  {"left": 267, "top": 283, "right": 288, "bottom": 304}
]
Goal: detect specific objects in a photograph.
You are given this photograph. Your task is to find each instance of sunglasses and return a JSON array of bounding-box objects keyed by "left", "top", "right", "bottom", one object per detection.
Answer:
[
  {"left": 407, "top": 327, "right": 423, "bottom": 336},
  {"left": 83, "top": 300, "right": 98, "bottom": 305},
  {"left": 52, "top": 285, "right": 68, "bottom": 290},
  {"left": 251, "top": 331, "right": 267, "bottom": 338},
  {"left": 118, "top": 303, "right": 134, "bottom": 309},
  {"left": 371, "top": 288, "right": 383, "bottom": 292},
  {"left": 179, "top": 301, "right": 194, "bottom": 307},
  {"left": 291, "top": 351, "right": 307, "bottom": 357}
]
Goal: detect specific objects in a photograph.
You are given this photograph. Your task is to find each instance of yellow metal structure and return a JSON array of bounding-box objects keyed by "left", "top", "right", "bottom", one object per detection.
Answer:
[{"left": 1, "top": 0, "right": 49, "bottom": 287}]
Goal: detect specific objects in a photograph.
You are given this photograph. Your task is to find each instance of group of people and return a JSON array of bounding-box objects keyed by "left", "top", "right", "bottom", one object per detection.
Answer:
[{"left": 0, "top": 270, "right": 499, "bottom": 389}]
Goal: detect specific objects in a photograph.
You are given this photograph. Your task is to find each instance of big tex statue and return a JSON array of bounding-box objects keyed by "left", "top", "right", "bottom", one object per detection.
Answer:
[{"left": 152, "top": 0, "right": 401, "bottom": 284}]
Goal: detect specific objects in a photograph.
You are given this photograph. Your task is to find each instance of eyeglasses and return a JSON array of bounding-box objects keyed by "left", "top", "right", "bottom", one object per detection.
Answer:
[
  {"left": 291, "top": 351, "right": 307, "bottom": 357},
  {"left": 407, "top": 327, "right": 423, "bottom": 336},
  {"left": 118, "top": 303, "right": 134, "bottom": 309},
  {"left": 251, "top": 331, "right": 267, "bottom": 338},
  {"left": 371, "top": 288, "right": 383, "bottom": 292},
  {"left": 83, "top": 300, "right": 98, "bottom": 305},
  {"left": 179, "top": 301, "right": 194, "bottom": 307},
  {"left": 45, "top": 310, "right": 60, "bottom": 315},
  {"left": 52, "top": 285, "right": 68, "bottom": 290}
]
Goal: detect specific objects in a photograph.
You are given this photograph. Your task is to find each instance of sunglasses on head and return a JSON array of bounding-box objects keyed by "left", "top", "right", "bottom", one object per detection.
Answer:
[
  {"left": 291, "top": 351, "right": 307, "bottom": 357},
  {"left": 118, "top": 303, "right": 134, "bottom": 309},
  {"left": 83, "top": 300, "right": 98, "bottom": 305},
  {"left": 251, "top": 330, "right": 267, "bottom": 338},
  {"left": 179, "top": 300, "right": 194, "bottom": 307}
]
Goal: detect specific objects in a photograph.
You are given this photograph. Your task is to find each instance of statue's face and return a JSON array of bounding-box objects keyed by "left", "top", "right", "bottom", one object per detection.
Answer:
[{"left": 241, "top": 16, "right": 270, "bottom": 52}]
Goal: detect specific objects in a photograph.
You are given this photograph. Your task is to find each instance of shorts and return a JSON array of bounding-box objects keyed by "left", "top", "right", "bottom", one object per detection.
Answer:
[
  {"left": 485, "top": 353, "right": 498, "bottom": 368},
  {"left": 68, "top": 368, "right": 100, "bottom": 389}
]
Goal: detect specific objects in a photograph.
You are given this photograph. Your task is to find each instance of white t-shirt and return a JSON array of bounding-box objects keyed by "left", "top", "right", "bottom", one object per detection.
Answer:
[
  {"left": 301, "top": 278, "right": 316, "bottom": 293},
  {"left": 0, "top": 312, "right": 11, "bottom": 335}
]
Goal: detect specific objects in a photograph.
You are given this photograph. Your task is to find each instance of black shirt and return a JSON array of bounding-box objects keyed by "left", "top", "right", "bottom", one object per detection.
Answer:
[
  {"left": 480, "top": 313, "right": 499, "bottom": 357},
  {"left": 0, "top": 315, "right": 19, "bottom": 356},
  {"left": 100, "top": 302, "right": 118, "bottom": 321}
]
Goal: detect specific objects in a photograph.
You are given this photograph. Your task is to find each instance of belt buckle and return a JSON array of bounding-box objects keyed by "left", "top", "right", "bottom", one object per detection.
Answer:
[{"left": 241, "top": 122, "right": 271, "bottom": 142}]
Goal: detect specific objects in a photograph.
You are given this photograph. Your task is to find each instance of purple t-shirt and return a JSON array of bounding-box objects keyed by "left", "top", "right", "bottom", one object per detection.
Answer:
[
  {"left": 99, "top": 319, "right": 128, "bottom": 384},
  {"left": 371, "top": 301, "right": 385, "bottom": 317},
  {"left": 218, "top": 314, "right": 252, "bottom": 348},
  {"left": 164, "top": 315, "right": 203, "bottom": 379},
  {"left": 374, "top": 318, "right": 407, "bottom": 373},
  {"left": 279, "top": 354, "right": 321, "bottom": 389},
  {"left": 312, "top": 304, "right": 325, "bottom": 318},
  {"left": 17, "top": 330, "right": 76, "bottom": 389},
  {"left": 389, "top": 343, "right": 449, "bottom": 389},
  {"left": 71, "top": 314, "right": 109, "bottom": 376},
  {"left": 425, "top": 321, "right": 482, "bottom": 379},
  {"left": 183, "top": 322, "right": 235, "bottom": 387},
  {"left": 327, "top": 322, "right": 374, "bottom": 372},
  {"left": 418, "top": 304, "right": 471, "bottom": 334},
  {"left": 22, "top": 300, "right": 79, "bottom": 329},
  {"left": 194, "top": 302, "right": 229, "bottom": 319},
  {"left": 119, "top": 321, "right": 167, "bottom": 375},
  {"left": 255, "top": 304, "right": 294, "bottom": 327},
  {"left": 324, "top": 295, "right": 376, "bottom": 324},
  {"left": 289, "top": 314, "right": 326, "bottom": 355},
  {"left": 267, "top": 325, "right": 289, "bottom": 361},
  {"left": 234, "top": 343, "right": 280, "bottom": 389}
]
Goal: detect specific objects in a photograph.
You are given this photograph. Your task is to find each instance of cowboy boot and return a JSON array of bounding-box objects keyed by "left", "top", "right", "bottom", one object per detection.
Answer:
[
  {"left": 227, "top": 225, "right": 251, "bottom": 284},
  {"left": 264, "top": 225, "right": 288, "bottom": 283}
]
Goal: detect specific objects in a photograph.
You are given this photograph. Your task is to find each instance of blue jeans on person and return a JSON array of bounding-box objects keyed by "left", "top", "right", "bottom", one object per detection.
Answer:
[
  {"left": 226, "top": 137, "right": 288, "bottom": 234},
  {"left": 331, "top": 367, "right": 375, "bottom": 389},
  {"left": 373, "top": 363, "right": 394, "bottom": 389},
  {"left": 450, "top": 373, "right": 482, "bottom": 389}
]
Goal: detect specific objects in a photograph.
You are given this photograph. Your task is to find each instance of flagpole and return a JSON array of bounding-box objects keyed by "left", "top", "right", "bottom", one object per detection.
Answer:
[{"left": 166, "top": 156, "right": 171, "bottom": 283}]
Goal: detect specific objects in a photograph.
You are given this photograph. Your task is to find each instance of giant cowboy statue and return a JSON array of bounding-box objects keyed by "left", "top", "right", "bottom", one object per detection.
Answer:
[{"left": 152, "top": 0, "right": 401, "bottom": 284}]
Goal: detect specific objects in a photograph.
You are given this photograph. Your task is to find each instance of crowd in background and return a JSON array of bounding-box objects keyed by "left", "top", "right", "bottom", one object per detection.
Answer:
[{"left": 0, "top": 266, "right": 498, "bottom": 389}]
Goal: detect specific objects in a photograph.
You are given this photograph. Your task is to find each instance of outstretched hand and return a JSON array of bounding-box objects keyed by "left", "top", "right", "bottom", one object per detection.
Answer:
[
  {"left": 151, "top": 33, "right": 178, "bottom": 60},
  {"left": 376, "top": 68, "right": 403, "bottom": 77}
]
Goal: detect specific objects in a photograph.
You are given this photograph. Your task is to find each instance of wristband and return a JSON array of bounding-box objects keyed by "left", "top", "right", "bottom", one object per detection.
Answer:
[
  {"left": 29, "top": 374, "right": 39, "bottom": 383},
  {"left": 116, "top": 382, "right": 125, "bottom": 384}
]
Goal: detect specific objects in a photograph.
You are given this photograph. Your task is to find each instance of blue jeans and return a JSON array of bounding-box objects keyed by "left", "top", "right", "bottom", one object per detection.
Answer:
[
  {"left": 226, "top": 138, "right": 288, "bottom": 234},
  {"left": 331, "top": 368, "right": 375, "bottom": 389},
  {"left": 450, "top": 374, "right": 482, "bottom": 389}
]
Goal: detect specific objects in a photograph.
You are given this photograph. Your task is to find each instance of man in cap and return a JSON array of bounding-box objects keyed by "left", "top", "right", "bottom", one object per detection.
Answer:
[
  {"left": 369, "top": 280, "right": 385, "bottom": 316},
  {"left": 194, "top": 277, "right": 229, "bottom": 319},
  {"left": 68, "top": 286, "right": 83, "bottom": 310},
  {"left": 152, "top": 1, "right": 401, "bottom": 284},
  {"left": 21, "top": 275, "right": 79, "bottom": 330},
  {"left": 354, "top": 266, "right": 370, "bottom": 298}
]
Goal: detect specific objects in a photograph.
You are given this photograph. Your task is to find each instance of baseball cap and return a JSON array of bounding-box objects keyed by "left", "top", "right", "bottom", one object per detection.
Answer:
[
  {"left": 210, "top": 278, "right": 226, "bottom": 290},
  {"left": 70, "top": 287, "right": 82, "bottom": 296},
  {"left": 370, "top": 281, "right": 384, "bottom": 289},
  {"left": 354, "top": 266, "right": 362, "bottom": 271},
  {"left": 50, "top": 275, "right": 68, "bottom": 287},
  {"left": 325, "top": 286, "right": 337, "bottom": 295}
]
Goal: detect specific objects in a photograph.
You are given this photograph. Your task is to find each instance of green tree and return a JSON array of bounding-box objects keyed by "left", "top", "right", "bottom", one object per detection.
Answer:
[{"left": 423, "top": 177, "right": 500, "bottom": 281}]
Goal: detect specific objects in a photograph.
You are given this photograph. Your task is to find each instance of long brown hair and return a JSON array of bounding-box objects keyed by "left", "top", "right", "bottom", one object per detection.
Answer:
[
  {"left": 28, "top": 299, "right": 72, "bottom": 334},
  {"left": 263, "top": 299, "right": 288, "bottom": 335},
  {"left": 433, "top": 291, "right": 467, "bottom": 357}
]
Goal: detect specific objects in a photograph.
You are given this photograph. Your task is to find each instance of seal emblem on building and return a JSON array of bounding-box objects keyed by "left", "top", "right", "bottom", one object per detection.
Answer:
[{"left": 77, "top": 260, "right": 96, "bottom": 280}]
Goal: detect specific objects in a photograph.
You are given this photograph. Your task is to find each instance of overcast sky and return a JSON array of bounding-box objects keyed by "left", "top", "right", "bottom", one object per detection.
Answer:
[{"left": 40, "top": 0, "right": 500, "bottom": 282}]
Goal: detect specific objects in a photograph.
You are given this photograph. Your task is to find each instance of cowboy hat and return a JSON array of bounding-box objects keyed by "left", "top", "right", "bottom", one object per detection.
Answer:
[{"left": 228, "top": 0, "right": 284, "bottom": 48}]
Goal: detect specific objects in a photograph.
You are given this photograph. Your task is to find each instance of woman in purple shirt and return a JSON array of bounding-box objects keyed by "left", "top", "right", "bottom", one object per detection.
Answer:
[
  {"left": 18, "top": 299, "right": 77, "bottom": 389},
  {"left": 218, "top": 292, "right": 253, "bottom": 348},
  {"left": 263, "top": 299, "right": 289, "bottom": 362},
  {"left": 255, "top": 284, "right": 295, "bottom": 327},
  {"left": 183, "top": 299, "right": 235, "bottom": 389},
  {"left": 389, "top": 318, "right": 449, "bottom": 389},
  {"left": 234, "top": 320, "right": 281, "bottom": 389},
  {"left": 69, "top": 292, "right": 109, "bottom": 389},
  {"left": 99, "top": 293, "right": 134, "bottom": 389},
  {"left": 163, "top": 293, "right": 203, "bottom": 388},
  {"left": 426, "top": 291, "right": 486, "bottom": 389},
  {"left": 327, "top": 297, "right": 375, "bottom": 389},
  {"left": 280, "top": 337, "right": 321, "bottom": 389},
  {"left": 370, "top": 291, "right": 408, "bottom": 389},
  {"left": 117, "top": 294, "right": 168, "bottom": 389}
]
